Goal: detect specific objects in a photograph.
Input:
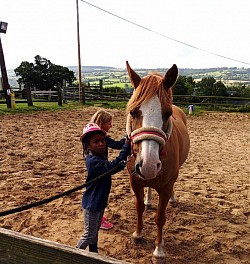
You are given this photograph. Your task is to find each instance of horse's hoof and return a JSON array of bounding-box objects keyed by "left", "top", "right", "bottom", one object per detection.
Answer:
[
  {"left": 169, "top": 200, "right": 178, "bottom": 208},
  {"left": 131, "top": 234, "right": 143, "bottom": 244},
  {"left": 152, "top": 255, "right": 167, "bottom": 264}
]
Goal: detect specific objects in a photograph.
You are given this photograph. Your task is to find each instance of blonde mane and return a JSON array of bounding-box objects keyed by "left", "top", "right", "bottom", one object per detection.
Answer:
[{"left": 126, "top": 73, "right": 173, "bottom": 114}]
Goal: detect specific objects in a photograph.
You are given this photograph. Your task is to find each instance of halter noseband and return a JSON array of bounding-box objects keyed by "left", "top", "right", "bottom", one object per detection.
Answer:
[
  {"left": 130, "top": 126, "right": 167, "bottom": 147},
  {"left": 126, "top": 114, "right": 173, "bottom": 156}
]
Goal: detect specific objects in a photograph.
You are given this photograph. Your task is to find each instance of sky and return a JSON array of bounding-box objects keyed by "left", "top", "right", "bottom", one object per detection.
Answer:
[{"left": 1, "top": 0, "right": 250, "bottom": 70}]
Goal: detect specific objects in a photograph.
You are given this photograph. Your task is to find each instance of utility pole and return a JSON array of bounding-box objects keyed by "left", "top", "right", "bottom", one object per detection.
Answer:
[
  {"left": 76, "top": 0, "right": 85, "bottom": 104},
  {"left": 0, "top": 21, "right": 11, "bottom": 108}
]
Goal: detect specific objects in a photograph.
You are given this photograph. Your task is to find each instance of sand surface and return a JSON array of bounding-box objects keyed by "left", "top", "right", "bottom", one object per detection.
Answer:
[{"left": 0, "top": 107, "right": 249, "bottom": 264}]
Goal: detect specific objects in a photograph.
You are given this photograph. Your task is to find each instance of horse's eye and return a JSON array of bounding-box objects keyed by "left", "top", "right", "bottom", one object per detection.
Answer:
[
  {"left": 130, "top": 107, "right": 140, "bottom": 119},
  {"left": 130, "top": 109, "right": 137, "bottom": 118},
  {"left": 130, "top": 110, "right": 134, "bottom": 117}
]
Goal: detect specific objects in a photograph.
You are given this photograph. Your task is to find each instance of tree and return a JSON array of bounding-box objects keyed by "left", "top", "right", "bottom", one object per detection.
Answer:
[
  {"left": 14, "top": 61, "right": 34, "bottom": 88},
  {"left": 215, "top": 81, "right": 227, "bottom": 96},
  {"left": 14, "top": 55, "right": 75, "bottom": 90},
  {"left": 174, "top": 75, "right": 195, "bottom": 95},
  {"left": 229, "top": 83, "right": 250, "bottom": 97},
  {"left": 196, "top": 77, "right": 216, "bottom": 96}
]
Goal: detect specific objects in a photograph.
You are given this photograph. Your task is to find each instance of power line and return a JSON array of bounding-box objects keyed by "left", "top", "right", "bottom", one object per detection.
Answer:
[{"left": 81, "top": 0, "right": 250, "bottom": 67}]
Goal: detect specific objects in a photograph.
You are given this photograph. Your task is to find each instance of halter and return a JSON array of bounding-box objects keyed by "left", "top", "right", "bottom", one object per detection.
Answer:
[
  {"left": 130, "top": 126, "right": 167, "bottom": 147},
  {"left": 126, "top": 114, "right": 173, "bottom": 156}
]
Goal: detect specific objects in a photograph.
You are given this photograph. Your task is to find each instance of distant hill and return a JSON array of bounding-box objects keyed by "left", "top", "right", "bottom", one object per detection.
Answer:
[
  {"left": 69, "top": 66, "right": 250, "bottom": 82},
  {"left": 68, "top": 66, "right": 118, "bottom": 73},
  {"left": 4, "top": 66, "right": 250, "bottom": 88},
  {"left": 178, "top": 67, "right": 250, "bottom": 82}
]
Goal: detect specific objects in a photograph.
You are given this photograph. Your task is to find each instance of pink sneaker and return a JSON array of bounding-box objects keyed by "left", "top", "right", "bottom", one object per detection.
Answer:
[{"left": 100, "top": 216, "right": 113, "bottom": 230}]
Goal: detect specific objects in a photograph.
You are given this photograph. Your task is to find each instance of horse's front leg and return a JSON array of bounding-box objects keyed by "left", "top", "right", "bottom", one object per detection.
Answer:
[
  {"left": 144, "top": 187, "right": 152, "bottom": 209},
  {"left": 169, "top": 189, "right": 178, "bottom": 208},
  {"left": 132, "top": 185, "right": 145, "bottom": 243},
  {"left": 152, "top": 187, "right": 173, "bottom": 264}
]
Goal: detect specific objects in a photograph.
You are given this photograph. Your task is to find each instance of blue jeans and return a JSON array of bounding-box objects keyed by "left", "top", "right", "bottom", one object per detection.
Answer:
[{"left": 76, "top": 208, "right": 104, "bottom": 250}]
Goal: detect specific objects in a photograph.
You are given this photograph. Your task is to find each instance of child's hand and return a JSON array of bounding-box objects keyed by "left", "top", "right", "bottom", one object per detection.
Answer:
[{"left": 125, "top": 135, "right": 131, "bottom": 144}]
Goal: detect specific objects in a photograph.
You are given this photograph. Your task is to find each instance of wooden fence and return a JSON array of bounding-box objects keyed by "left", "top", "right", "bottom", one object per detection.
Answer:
[
  {"left": 0, "top": 86, "right": 249, "bottom": 109},
  {"left": 64, "top": 86, "right": 131, "bottom": 101},
  {"left": 173, "top": 95, "right": 250, "bottom": 108},
  {"left": 0, "top": 228, "right": 130, "bottom": 264}
]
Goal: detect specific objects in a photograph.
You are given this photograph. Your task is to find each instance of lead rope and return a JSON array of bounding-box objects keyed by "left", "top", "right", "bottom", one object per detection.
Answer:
[{"left": 0, "top": 160, "right": 127, "bottom": 217}]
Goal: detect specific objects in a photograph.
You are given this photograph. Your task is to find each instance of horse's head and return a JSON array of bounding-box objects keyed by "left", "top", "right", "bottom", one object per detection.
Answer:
[{"left": 126, "top": 61, "right": 178, "bottom": 180}]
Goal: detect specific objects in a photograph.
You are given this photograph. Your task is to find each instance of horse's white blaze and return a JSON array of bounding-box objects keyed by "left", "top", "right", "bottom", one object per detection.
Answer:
[{"left": 139, "top": 96, "right": 163, "bottom": 179}]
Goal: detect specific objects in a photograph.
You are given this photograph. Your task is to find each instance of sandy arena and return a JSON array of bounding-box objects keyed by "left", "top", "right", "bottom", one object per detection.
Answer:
[{"left": 0, "top": 107, "right": 249, "bottom": 264}]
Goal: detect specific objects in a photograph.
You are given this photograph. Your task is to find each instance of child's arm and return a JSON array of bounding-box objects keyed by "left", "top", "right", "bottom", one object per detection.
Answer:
[
  {"left": 105, "top": 136, "right": 126, "bottom": 150},
  {"left": 91, "top": 141, "right": 131, "bottom": 177}
]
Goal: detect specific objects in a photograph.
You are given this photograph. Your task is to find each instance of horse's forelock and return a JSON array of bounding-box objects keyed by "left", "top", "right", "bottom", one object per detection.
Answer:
[{"left": 126, "top": 74, "right": 171, "bottom": 114}]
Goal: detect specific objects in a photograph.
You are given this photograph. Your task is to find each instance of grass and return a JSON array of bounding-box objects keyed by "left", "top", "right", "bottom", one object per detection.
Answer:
[
  {"left": 180, "top": 104, "right": 205, "bottom": 115},
  {"left": 85, "top": 100, "right": 127, "bottom": 110},
  {"left": 0, "top": 101, "right": 83, "bottom": 115},
  {"left": 104, "top": 83, "right": 126, "bottom": 88},
  {"left": 0, "top": 100, "right": 129, "bottom": 115}
]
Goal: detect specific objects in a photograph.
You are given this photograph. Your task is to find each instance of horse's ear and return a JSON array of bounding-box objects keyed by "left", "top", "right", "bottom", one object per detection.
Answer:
[
  {"left": 163, "top": 64, "right": 178, "bottom": 89},
  {"left": 126, "top": 61, "right": 141, "bottom": 89}
]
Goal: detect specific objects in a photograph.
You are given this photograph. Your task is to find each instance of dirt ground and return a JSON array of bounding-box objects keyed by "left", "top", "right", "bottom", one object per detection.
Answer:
[{"left": 0, "top": 107, "right": 249, "bottom": 264}]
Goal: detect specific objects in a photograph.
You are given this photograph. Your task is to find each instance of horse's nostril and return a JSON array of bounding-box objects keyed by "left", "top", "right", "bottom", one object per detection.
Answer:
[
  {"left": 135, "top": 164, "right": 145, "bottom": 178},
  {"left": 135, "top": 164, "right": 141, "bottom": 174},
  {"left": 156, "top": 162, "right": 162, "bottom": 172}
]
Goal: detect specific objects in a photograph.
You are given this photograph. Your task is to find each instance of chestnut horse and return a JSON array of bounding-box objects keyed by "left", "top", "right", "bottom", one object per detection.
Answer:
[{"left": 126, "top": 61, "right": 190, "bottom": 264}]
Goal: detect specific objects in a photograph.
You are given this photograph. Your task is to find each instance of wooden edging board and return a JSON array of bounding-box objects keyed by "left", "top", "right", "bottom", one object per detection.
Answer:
[{"left": 0, "top": 227, "right": 131, "bottom": 264}]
